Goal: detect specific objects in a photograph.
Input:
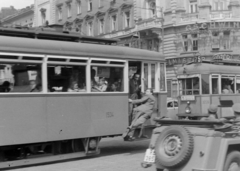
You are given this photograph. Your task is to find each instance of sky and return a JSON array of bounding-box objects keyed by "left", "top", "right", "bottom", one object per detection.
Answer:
[{"left": 0, "top": 0, "right": 34, "bottom": 9}]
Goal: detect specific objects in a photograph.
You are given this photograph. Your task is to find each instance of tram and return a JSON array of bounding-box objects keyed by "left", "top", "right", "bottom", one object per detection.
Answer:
[
  {"left": 176, "top": 61, "right": 240, "bottom": 119},
  {"left": 0, "top": 26, "right": 167, "bottom": 168}
]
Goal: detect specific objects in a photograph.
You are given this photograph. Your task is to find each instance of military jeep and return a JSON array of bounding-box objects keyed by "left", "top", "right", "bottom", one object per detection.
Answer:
[{"left": 142, "top": 119, "right": 240, "bottom": 171}]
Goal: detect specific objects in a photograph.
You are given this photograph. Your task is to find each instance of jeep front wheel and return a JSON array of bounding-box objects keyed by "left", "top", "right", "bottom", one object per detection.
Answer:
[
  {"left": 155, "top": 126, "right": 194, "bottom": 168},
  {"left": 224, "top": 151, "right": 240, "bottom": 171}
]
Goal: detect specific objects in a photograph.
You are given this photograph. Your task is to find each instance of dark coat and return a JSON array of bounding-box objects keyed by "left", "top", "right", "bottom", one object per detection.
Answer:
[{"left": 129, "top": 78, "right": 140, "bottom": 99}]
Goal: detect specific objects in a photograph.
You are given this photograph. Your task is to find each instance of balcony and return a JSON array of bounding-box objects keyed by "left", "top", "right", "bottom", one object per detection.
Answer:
[
  {"left": 210, "top": 11, "right": 232, "bottom": 19},
  {"left": 181, "top": 13, "right": 199, "bottom": 22}
]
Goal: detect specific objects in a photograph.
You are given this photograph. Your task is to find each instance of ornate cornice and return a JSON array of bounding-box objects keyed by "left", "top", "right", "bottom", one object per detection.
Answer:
[
  {"left": 107, "top": 6, "right": 118, "bottom": 14},
  {"left": 95, "top": 10, "right": 105, "bottom": 17},
  {"left": 119, "top": 2, "right": 133, "bottom": 10}
]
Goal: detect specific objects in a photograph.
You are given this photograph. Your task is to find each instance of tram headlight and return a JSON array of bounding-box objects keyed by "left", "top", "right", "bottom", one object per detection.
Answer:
[{"left": 185, "top": 101, "right": 191, "bottom": 114}]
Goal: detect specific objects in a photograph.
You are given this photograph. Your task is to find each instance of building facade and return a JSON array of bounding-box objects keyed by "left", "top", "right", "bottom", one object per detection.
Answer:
[
  {"left": 1, "top": 5, "right": 34, "bottom": 27},
  {"left": 46, "top": 0, "right": 240, "bottom": 98},
  {"left": 158, "top": 0, "right": 240, "bottom": 98},
  {"left": 34, "top": 0, "right": 57, "bottom": 27}
]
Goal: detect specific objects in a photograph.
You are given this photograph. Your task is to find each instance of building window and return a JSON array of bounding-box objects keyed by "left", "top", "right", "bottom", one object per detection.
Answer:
[
  {"left": 182, "top": 34, "right": 188, "bottom": 52},
  {"left": 111, "top": 15, "right": 117, "bottom": 31},
  {"left": 148, "top": 40, "right": 153, "bottom": 50},
  {"left": 124, "top": 11, "right": 130, "bottom": 28},
  {"left": 77, "top": 0, "right": 81, "bottom": 14},
  {"left": 88, "top": 0, "right": 93, "bottom": 11},
  {"left": 57, "top": 6, "right": 62, "bottom": 20},
  {"left": 212, "top": 31, "right": 220, "bottom": 50},
  {"left": 222, "top": 31, "right": 230, "bottom": 50},
  {"left": 149, "top": 2, "right": 156, "bottom": 17},
  {"left": 99, "top": 18, "right": 104, "bottom": 34},
  {"left": 67, "top": 3, "right": 72, "bottom": 17},
  {"left": 213, "top": 0, "right": 227, "bottom": 11},
  {"left": 189, "top": 1, "right": 198, "bottom": 13},
  {"left": 76, "top": 24, "right": 82, "bottom": 34},
  {"left": 88, "top": 22, "right": 93, "bottom": 36},
  {"left": 192, "top": 34, "right": 198, "bottom": 51},
  {"left": 40, "top": 8, "right": 46, "bottom": 26}
]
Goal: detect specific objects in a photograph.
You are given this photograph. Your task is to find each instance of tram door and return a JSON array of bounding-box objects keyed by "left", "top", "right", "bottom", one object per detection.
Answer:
[
  {"left": 128, "top": 61, "right": 158, "bottom": 94},
  {"left": 128, "top": 61, "right": 159, "bottom": 124}
]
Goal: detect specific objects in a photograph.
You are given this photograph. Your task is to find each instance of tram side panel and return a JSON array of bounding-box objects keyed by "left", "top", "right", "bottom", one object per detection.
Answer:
[
  {"left": 0, "top": 93, "right": 128, "bottom": 146},
  {"left": 46, "top": 94, "right": 128, "bottom": 141},
  {"left": 0, "top": 95, "right": 48, "bottom": 146}
]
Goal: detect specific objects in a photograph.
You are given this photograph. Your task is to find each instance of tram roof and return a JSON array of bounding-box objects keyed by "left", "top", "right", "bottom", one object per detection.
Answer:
[
  {"left": 0, "top": 36, "right": 164, "bottom": 61},
  {"left": 177, "top": 63, "right": 240, "bottom": 75}
]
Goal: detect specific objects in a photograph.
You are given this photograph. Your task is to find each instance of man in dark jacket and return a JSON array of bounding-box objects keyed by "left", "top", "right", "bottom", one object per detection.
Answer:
[
  {"left": 129, "top": 73, "right": 141, "bottom": 99},
  {"left": 123, "top": 88, "right": 155, "bottom": 140}
]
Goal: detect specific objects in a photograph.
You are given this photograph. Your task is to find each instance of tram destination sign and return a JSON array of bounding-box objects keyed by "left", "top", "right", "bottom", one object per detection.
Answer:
[{"left": 181, "top": 95, "right": 195, "bottom": 101}]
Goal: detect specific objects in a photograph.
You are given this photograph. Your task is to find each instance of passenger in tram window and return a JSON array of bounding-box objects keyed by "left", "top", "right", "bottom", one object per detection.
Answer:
[
  {"left": 0, "top": 81, "right": 11, "bottom": 92},
  {"left": 30, "top": 80, "right": 42, "bottom": 92},
  {"left": 123, "top": 88, "right": 156, "bottom": 141},
  {"left": 98, "top": 77, "right": 108, "bottom": 92},
  {"left": 115, "top": 78, "right": 122, "bottom": 91},
  {"left": 109, "top": 82, "right": 118, "bottom": 92},
  {"left": 129, "top": 73, "right": 141, "bottom": 99},
  {"left": 222, "top": 84, "right": 233, "bottom": 94},
  {"left": 92, "top": 77, "right": 108, "bottom": 92},
  {"left": 68, "top": 81, "right": 79, "bottom": 92},
  {"left": 193, "top": 78, "right": 199, "bottom": 95}
]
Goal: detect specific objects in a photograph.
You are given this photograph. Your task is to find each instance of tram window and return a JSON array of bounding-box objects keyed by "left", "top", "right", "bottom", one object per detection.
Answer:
[
  {"left": 160, "top": 63, "right": 166, "bottom": 91},
  {"left": 179, "top": 77, "right": 199, "bottom": 95},
  {"left": 91, "top": 66, "right": 124, "bottom": 92},
  {"left": 151, "top": 64, "right": 155, "bottom": 89},
  {"left": 0, "top": 63, "right": 42, "bottom": 93},
  {"left": 47, "top": 64, "right": 86, "bottom": 92},
  {"left": 202, "top": 74, "right": 209, "bottom": 94},
  {"left": 236, "top": 77, "right": 240, "bottom": 93},
  {"left": 179, "top": 79, "right": 185, "bottom": 95},
  {"left": 212, "top": 76, "right": 219, "bottom": 94},
  {"left": 174, "top": 101, "right": 178, "bottom": 107},
  {"left": 167, "top": 101, "right": 173, "bottom": 108},
  {"left": 144, "top": 63, "right": 148, "bottom": 91},
  {"left": 221, "top": 76, "right": 234, "bottom": 94}
]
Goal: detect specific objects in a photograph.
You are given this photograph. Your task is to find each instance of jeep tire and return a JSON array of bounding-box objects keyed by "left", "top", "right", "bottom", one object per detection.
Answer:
[
  {"left": 224, "top": 151, "right": 240, "bottom": 171},
  {"left": 155, "top": 126, "right": 194, "bottom": 168}
]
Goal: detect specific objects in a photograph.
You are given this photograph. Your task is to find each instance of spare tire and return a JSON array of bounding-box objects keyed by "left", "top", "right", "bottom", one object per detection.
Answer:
[{"left": 155, "top": 125, "right": 194, "bottom": 168}]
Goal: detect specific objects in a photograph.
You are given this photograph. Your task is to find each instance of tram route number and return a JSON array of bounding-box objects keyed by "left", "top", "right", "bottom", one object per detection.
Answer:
[{"left": 106, "top": 112, "right": 114, "bottom": 118}]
